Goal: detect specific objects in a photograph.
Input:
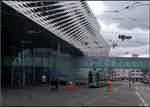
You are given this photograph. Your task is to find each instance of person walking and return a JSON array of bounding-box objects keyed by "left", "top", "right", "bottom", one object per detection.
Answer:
[
  {"left": 50, "top": 78, "right": 55, "bottom": 91},
  {"left": 132, "top": 78, "right": 135, "bottom": 89},
  {"left": 55, "top": 78, "right": 59, "bottom": 90}
]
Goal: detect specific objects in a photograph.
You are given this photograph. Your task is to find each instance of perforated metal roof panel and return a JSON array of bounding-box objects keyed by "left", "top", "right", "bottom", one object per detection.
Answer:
[{"left": 3, "top": 1, "right": 110, "bottom": 56}]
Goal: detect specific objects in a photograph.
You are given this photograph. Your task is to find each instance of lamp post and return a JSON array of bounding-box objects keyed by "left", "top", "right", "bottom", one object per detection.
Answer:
[
  {"left": 116, "top": 60, "right": 120, "bottom": 81},
  {"left": 129, "top": 57, "right": 132, "bottom": 90}
]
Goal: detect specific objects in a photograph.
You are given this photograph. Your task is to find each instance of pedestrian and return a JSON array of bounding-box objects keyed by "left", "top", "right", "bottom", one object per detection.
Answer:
[
  {"left": 132, "top": 78, "right": 135, "bottom": 88},
  {"left": 50, "top": 79, "right": 55, "bottom": 91},
  {"left": 55, "top": 78, "right": 59, "bottom": 90}
]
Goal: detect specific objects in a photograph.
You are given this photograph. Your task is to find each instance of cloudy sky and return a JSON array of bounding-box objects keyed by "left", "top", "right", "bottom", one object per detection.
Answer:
[{"left": 87, "top": 1, "right": 149, "bottom": 57}]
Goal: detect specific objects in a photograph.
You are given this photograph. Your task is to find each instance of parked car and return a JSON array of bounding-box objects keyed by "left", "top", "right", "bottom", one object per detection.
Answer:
[
  {"left": 144, "top": 80, "right": 148, "bottom": 84},
  {"left": 138, "top": 79, "right": 144, "bottom": 82},
  {"left": 75, "top": 79, "right": 88, "bottom": 86},
  {"left": 122, "top": 79, "right": 128, "bottom": 82}
]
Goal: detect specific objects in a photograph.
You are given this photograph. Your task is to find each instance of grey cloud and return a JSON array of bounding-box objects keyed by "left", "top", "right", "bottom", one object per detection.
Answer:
[
  {"left": 88, "top": 1, "right": 149, "bottom": 57},
  {"left": 100, "top": 1, "right": 149, "bottom": 30},
  {"left": 102, "top": 31, "right": 149, "bottom": 48},
  {"left": 109, "top": 44, "right": 149, "bottom": 56}
]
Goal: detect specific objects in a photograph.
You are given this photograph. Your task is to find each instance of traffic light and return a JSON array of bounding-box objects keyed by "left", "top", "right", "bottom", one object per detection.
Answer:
[{"left": 106, "top": 80, "right": 111, "bottom": 91}]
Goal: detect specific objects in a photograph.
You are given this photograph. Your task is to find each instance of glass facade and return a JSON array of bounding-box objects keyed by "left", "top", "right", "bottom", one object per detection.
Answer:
[
  {"left": 1, "top": 2, "right": 83, "bottom": 88},
  {"left": 2, "top": 48, "right": 78, "bottom": 87}
]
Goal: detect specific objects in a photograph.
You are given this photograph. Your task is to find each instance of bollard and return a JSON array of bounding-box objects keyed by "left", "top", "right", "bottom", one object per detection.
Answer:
[
  {"left": 114, "top": 88, "right": 117, "bottom": 93},
  {"left": 67, "top": 81, "right": 73, "bottom": 90},
  {"left": 107, "top": 80, "right": 110, "bottom": 85},
  {"left": 106, "top": 86, "right": 110, "bottom": 91}
]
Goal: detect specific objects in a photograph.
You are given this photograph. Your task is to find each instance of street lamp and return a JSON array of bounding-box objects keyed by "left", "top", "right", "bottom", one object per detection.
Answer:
[
  {"left": 116, "top": 60, "right": 120, "bottom": 81},
  {"left": 128, "top": 57, "right": 132, "bottom": 90}
]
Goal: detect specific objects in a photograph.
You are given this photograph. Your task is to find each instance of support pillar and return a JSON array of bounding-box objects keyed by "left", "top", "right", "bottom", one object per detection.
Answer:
[
  {"left": 58, "top": 41, "right": 60, "bottom": 59},
  {"left": 11, "top": 70, "right": 14, "bottom": 87},
  {"left": 33, "top": 45, "right": 35, "bottom": 82},
  {"left": 57, "top": 41, "right": 60, "bottom": 71},
  {"left": 22, "top": 44, "right": 25, "bottom": 87}
]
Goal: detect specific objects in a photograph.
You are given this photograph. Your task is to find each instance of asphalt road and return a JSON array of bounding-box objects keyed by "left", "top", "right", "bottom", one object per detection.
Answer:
[
  {"left": 134, "top": 82, "right": 150, "bottom": 106},
  {"left": 1, "top": 82, "right": 150, "bottom": 106}
]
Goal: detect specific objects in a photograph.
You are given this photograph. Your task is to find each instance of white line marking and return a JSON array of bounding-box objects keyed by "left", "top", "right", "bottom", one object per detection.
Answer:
[
  {"left": 135, "top": 90, "right": 149, "bottom": 106},
  {"left": 139, "top": 103, "right": 143, "bottom": 106}
]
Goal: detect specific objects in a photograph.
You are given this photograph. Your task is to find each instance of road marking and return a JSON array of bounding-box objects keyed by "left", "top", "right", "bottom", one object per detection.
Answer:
[
  {"left": 135, "top": 87, "right": 150, "bottom": 91},
  {"left": 139, "top": 103, "right": 144, "bottom": 106},
  {"left": 145, "top": 87, "right": 150, "bottom": 90},
  {"left": 135, "top": 87, "right": 139, "bottom": 90},
  {"left": 144, "top": 87, "right": 148, "bottom": 90},
  {"left": 141, "top": 87, "right": 145, "bottom": 90},
  {"left": 135, "top": 90, "right": 149, "bottom": 106}
]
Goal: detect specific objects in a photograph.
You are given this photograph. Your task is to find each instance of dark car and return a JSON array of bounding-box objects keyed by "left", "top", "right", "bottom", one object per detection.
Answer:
[{"left": 144, "top": 80, "right": 148, "bottom": 84}]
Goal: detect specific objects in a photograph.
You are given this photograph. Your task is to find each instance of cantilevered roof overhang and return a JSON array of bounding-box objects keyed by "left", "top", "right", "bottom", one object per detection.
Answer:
[
  {"left": 2, "top": 2, "right": 83, "bottom": 56},
  {"left": 2, "top": 1, "right": 110, "bottom": 56}
]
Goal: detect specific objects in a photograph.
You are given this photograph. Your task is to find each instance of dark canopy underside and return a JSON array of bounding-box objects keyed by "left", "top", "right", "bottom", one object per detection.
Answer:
[{"left": 1, "top": 2, "right": 83, "bottom": 57}]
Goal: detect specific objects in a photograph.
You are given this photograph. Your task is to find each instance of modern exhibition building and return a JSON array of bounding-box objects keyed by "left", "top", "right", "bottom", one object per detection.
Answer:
[{"left": 1, "top": 1, "right": 110, "bottom": 87}]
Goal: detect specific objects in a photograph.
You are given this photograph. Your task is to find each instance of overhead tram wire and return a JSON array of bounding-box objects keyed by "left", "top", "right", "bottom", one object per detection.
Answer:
[
  {"left": 103, "top": 11, "right": 149, "bottom": 28},
  {"left": 103, "top": 2, "right": 149, "bottom": 27},
  {"left": 104, "top": 2, "right": 149, "bottom": 13},
  {"left": 118, "top": 12, "right": 149, "bottom": 28},
  {"left": 130, "top": 2, "right": 149, "bottom": 9}
]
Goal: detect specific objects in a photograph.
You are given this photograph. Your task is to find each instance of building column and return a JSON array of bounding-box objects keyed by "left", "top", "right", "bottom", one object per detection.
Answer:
[
  {"left": 57, "top": 41, "right": 60, "bottom": 71},
  {"left": 22, "top": 44, "right": 25, "bottom": 87},
  {"left": 11, "top": 47, "right": 15, "bottom": 87},
  {"left": 58, "top": 41, "right": 60, "bottom": 61},
  {"left": 33, "top": 45, "right": 35, "bottom": 82},
  {"left": 11, "top": 70, "right": 14, "bottom": 87}
]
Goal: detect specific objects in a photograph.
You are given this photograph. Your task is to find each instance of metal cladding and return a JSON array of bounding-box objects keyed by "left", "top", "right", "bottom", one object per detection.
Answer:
[{"left": 3, "top": 1, "right": 110, "bottom": 56}]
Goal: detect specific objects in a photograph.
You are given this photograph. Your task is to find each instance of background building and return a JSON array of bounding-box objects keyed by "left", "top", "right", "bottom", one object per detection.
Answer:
[
  {"left": 132, "top": 54, "right": 139, "bottom": 58},
  {"left": 112, "top": 53, "right": 147, "bottom": 81},
  {"left": 113, "top": 69, "right": 144, "bottom": 81}
]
